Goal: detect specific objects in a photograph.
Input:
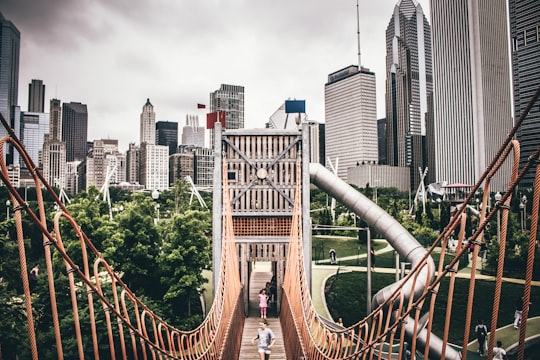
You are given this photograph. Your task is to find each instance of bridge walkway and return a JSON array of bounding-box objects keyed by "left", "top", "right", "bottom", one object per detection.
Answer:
[{"left": 239, "top": 262, "right": 286, "bottom": 359}]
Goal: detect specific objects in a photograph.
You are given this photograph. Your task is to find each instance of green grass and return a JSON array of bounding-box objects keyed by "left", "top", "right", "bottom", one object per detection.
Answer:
[
  {"left": 325, "top": 272, "right": 540, "bottom": 345},
  {"left": 339, "top": 249, "right": 469, "bottom": 271},
  {"left": 312, "top": 236, "right": 386, "bottom": 262}
]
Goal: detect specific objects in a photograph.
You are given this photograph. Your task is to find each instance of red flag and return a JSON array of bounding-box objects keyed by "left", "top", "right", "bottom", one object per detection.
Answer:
[
  {"left": 206, "top": 111, "right": 226, "bottom": 129},
  {"left": 197, "top": 103, "right": 206, "bottom": 109}
]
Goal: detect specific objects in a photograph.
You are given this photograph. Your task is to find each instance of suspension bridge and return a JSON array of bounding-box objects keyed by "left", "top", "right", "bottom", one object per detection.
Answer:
[{"left": 0, "top": 86, "right": 539, "bottom": 359}]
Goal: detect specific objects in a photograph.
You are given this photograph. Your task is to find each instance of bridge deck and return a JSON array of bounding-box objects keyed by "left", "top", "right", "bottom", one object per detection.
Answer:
[{"left": 239, "top": 262, "right": 286, "bottom": 359}]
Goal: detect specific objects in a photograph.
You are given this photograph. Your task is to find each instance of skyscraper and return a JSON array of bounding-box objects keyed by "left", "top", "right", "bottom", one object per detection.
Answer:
[
  {"left": 0, "top": 13, "right": 20, "bottom": 164},
  {"left": 21, "top": 111, "right": 49, "bottom": 167},
  {"left": 138, "top": 99, "right": 169, "bottom": 190},
  {"left": 430, "top": 0, "right": 513, "bottom": 190},
  {"left": 181, "top": 115, "right": 205, "bottom": 147},
  {"left": 126, "top": 142, "right": 139, "bottom": 184},
  {"left": 156, "top": 120, "right": 178, "bottom": 155},
  {"left": 139, "top": 143, "right": 169, "bottom": 191},
  {"left": 209, "top": 84, "right": 244, "bottom": 145},
  {"left": 325, "top": 65, "right": 378, "bottom": 180},
  {"left": 62, "top": 102, "right": 88, "bottom": 161},
  {"left": 509, "top": 0, "right": 540, "bottom": 188},
  {"left": 28, "top": 79, "right": 45, "bottom": 113},
  {"left": 385, "top": 0, "right": 433, "bottom": 189},
  {"left": 86, "top": 139, "right": 123, "bottom": 191},
  {"left": 140, "top": 98, "right": 156, "bottom": 145},
  {"left": 42, "top": 99, "right": 66, "bottom": 188}
]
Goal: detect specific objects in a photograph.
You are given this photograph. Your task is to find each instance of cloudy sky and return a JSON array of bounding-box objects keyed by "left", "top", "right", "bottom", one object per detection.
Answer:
[{"left": 3, "top": 0, "right": 430, "bottom": 151}]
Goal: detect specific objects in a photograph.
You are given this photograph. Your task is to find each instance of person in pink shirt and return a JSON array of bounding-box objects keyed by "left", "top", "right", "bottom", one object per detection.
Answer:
[{"left": 258, "top": 288, "right": 269, "bottom": 319}]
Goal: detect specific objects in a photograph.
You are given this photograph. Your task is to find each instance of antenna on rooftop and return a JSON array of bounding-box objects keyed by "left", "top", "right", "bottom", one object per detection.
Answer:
[{"left": 356, "top": 0, "right": 362, "bottom": 67}]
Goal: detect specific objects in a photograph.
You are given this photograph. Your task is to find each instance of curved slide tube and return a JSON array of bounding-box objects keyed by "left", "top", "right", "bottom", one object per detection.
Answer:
[{"left": 310, "top": 163, "right": 460, "bottom": 360}]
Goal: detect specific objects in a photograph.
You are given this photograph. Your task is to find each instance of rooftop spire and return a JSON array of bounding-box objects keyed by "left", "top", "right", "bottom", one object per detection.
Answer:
[{"left": 356, "top": 0, "right": 362, "bottom": 67}]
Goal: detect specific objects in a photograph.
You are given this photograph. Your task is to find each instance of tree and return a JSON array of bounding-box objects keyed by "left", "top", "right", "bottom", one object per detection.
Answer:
[
  {"left": 104, "top": 195, "right": 163, "bottom": 298},
  {"left": 158, "top": 210, "right": 211, "bottom": 328}
]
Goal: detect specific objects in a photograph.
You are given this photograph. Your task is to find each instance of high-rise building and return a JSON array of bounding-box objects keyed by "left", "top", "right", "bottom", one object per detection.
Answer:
[
  {"left": 28, "top": 79, "right": 45, "bottom": 113},
  {"left": 66, "top": 161, "right": 81, "bottom": 195},
  {"left": 182, "top": 115, "right": 205, "bottom": 148},
  {"left": 307, "top": 121, "right": 325, "bottom": 165},
  {"left": 324, "top": 65, "right": 378, "bottom": 180},
  {"left": 377, "top": 118, "right": 387, "bottom": 165},
  {"left": 42, "top": 99, "right": 66, "bottom": 188},
  {"left": 21, "top": 111, "right": 49, "bottom": 167},
  {"left": 194, "top": 147, "right": 214, "bottom": 188},
  {"left": 156, "top": 120, "right": 178, "bottom": 155},
  {"left": 169, "top": 147, "right": 195, "bottom": 185},
  {"left": 139, "top": 142, "right": 169, "bottom": 191},
  {"left": 209, "top": 84, "right": 244, "bottom": 144},
  {"left": 62, "top": 102, "right": 88, "bottom": 161},
  {"left": 126, "top": 142, "right": 139, "bottom": 184},
  {"left": 138, "top": 100, "right": 168, "bottom": 190},
  {"left": 0, "top": 13, "right": 20, "bottom": 164},
  {"left": 510, "top": 0, "right": 540, "bottom": 188},
  {"left": 86, "top": 139, "right": 123, "bottom": 191},
  {"left": 430, "top": 0, "right": 512, "bottom": 190},
  {"left": 140, "top": 98, "right": 156, "bottom": 145},
  {"left": 385, "top": 0, "right": 433, "bottom": 189}
]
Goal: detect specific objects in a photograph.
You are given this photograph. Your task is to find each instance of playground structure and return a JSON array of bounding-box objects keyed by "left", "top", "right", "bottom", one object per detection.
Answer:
[{"left": 0, "top": 86, "right": 539, "bottom": 359}]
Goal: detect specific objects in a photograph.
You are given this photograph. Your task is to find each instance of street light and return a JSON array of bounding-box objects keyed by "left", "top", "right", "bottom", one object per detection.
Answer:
[
  {"left": 5, "top": 199, "right": 10, "bottom": 220},
  {"left": 494, "top": 192, "right": 502, "bottom": 241},
  {"left": 520, "top": 195, "right": 527, "bottom": 231},
  {"left": 152, "top": 190, "right": 160, "bottom": 224},
  {"left": 365, "top": 227, "right": 372, "bottom": 315}
]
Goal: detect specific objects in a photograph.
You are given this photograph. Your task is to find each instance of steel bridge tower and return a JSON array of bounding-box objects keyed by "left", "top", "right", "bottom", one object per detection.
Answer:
[{"left": 212, "top": 123, "right": 312, "bottom": 315}]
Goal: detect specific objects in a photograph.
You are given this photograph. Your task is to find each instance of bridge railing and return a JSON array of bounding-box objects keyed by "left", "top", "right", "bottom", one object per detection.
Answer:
[{"left": 0, "top": 113, "right": 244, "bottom": 360}]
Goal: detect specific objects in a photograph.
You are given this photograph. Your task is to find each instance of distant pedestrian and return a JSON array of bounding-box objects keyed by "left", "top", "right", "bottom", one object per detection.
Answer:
[
  {"left": 251, "top": 319, "right": 276, "bottom": 360},
  {"left": 30, "top": 264, "right": 39, "bottom": 280},
  {"left": 514, "top": 296, "right": 523, "bottom": 328},
  {"left": 474, "top": 319, "right": 488, "bottom": 357},
  {"left": 493, "top": 340, "right": 507, "bottom": 360},
  {"left": 336, "top": 317, "right": 343, "bottom": 327},
  {"left": 258, "top": 289, "right": 269, "bottom": 319},
  {"left": 370, "top": 248, "right": 376, "bottom": 270}
]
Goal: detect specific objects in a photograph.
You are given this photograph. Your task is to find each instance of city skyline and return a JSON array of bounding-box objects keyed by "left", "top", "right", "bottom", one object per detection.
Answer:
[{"left": 2, "top": 0, "right": 430, "bottom": 151}]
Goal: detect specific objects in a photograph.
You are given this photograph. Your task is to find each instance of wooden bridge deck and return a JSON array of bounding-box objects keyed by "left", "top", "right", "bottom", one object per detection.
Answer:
[{"left": 239, "top": 262, "right": 286, "bottom": 359}]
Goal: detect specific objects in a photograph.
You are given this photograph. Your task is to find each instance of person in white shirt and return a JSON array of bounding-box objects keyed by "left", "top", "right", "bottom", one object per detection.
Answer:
[{"left": 493, "top": 340, "right": 507, "bottom": 360}]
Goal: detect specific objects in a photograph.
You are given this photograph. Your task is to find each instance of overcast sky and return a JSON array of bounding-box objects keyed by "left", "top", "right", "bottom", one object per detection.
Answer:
[{"left": 3, "top": 0, "right": 430, "bottom": 151}]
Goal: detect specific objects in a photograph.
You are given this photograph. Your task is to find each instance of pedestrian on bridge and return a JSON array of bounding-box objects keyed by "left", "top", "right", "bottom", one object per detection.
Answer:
[
  {"left": 258, "top": 288, "right": 269, "bottom": 319},
  {"left": 251, "top": 319, "right": 276, "bottom": 360}
]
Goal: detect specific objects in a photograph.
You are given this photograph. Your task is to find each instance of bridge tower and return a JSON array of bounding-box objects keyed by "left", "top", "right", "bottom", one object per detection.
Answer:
[{"left": 212, "top": 123, "right": 312, "bottom": 315}]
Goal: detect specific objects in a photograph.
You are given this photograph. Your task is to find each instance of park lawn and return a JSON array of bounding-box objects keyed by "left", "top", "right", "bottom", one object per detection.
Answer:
[
  {"left": 325, "top": 271, "right": 540, "bottom": 345},
  {"left": 339, "top": 249, "right": 469, "bottom": 271},
  {"left": 312, "top": 236, "right": 387, "bottom": 262}
]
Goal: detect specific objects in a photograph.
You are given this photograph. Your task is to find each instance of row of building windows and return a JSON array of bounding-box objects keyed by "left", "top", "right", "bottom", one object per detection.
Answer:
[{"left": 512, "top": 24, "right": 540, "bottom": 51}]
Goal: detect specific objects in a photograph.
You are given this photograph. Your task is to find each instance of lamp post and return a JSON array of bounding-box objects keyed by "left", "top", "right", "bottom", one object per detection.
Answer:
[
  {"left": 520, "top": 195, "right": 527, "bottom": 231},
  {"left": 5, "top": 199, "right": 10, "bottom": 220},
  {"left": 152, "top": 190, "right": 160, "bottom": 224},
  {"left": 366, "top": 227, "right": 372, "bottom": 315},
  {"left": 495, "top": 192, "right": 502, "bottom": 241}
]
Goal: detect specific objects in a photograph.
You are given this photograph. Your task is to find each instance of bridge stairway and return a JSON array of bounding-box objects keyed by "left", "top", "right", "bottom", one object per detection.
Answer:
[{"left": 238, "top": 262, "right": 286, "bottom": 359}]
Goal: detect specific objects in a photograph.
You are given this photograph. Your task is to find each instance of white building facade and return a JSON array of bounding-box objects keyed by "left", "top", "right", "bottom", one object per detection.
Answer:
[
  {"left": 430, "top": 0, "right": 513, "bottom": 190},
  {"left": 325, "top": 65, "right": 378, "bottom": 180}
]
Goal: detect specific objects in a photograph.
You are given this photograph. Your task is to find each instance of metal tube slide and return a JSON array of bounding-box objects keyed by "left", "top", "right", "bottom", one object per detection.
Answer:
[{"left": 309, "top": 163, "right": 460, "bottom": 360}]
